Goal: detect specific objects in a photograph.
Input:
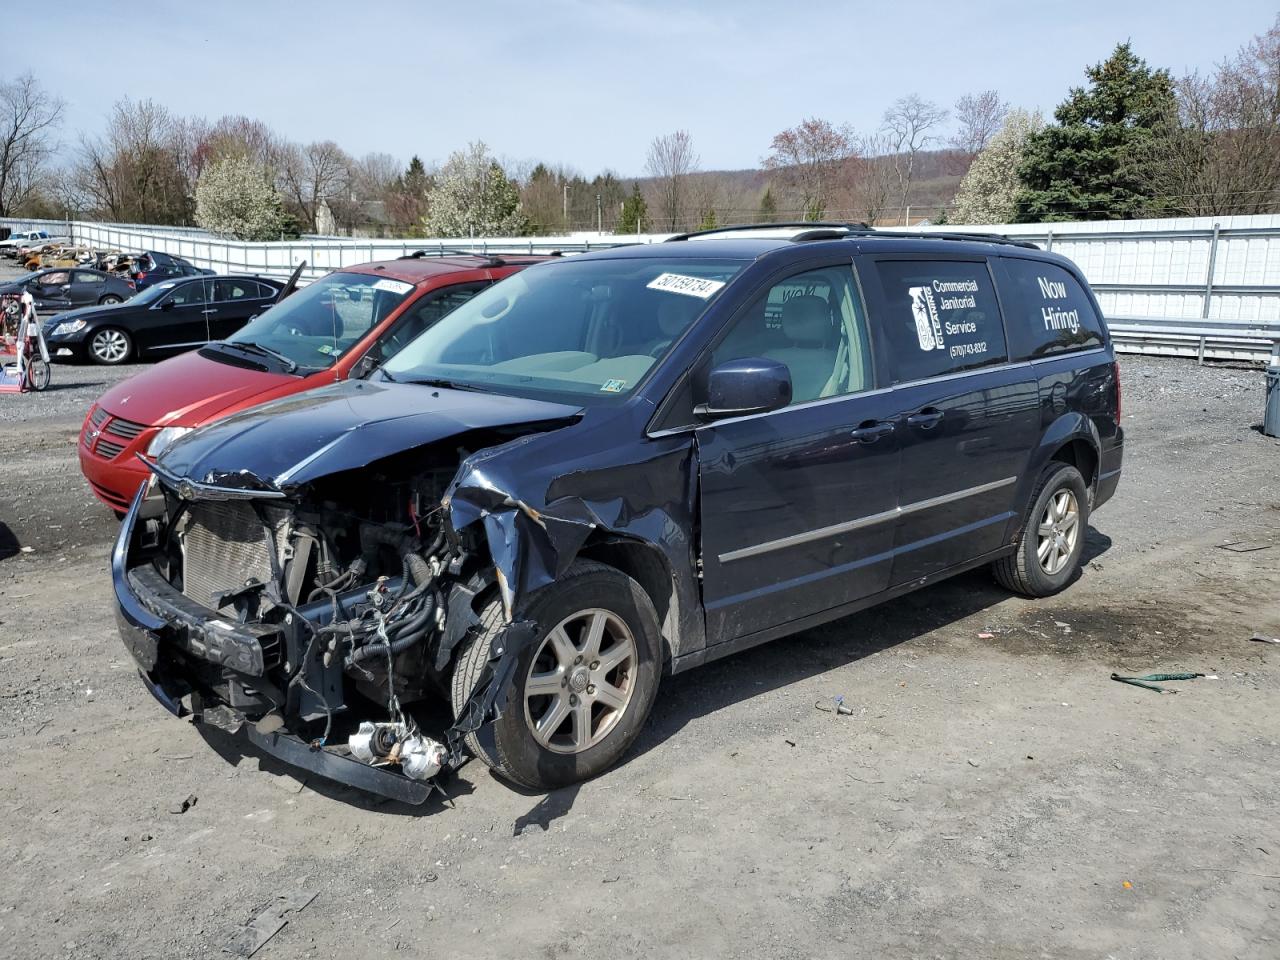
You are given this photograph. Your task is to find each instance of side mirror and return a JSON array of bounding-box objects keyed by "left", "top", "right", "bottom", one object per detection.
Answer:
[
  {"left": 353, "top": 353, "right": 378, "bottom": 379},
  {"left": 695, "top": 357, "right": 792, "bottom": 421},
  {"left": 159, "top": 300, "right": 175, "bottom": 311}
]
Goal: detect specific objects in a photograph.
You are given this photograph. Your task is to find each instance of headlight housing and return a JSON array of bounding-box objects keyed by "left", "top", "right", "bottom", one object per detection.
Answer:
[
  {"left": 51, "top": 319, "right": 87, "bottom": 336},
  {"left": 146, "top": 426, "right": 194, "bottom": 459}
]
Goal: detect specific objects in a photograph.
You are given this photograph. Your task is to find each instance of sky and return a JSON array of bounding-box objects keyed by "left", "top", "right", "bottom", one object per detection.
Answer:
[{"left": 7, "top": 0, "right": 1277, "bottom": 176}]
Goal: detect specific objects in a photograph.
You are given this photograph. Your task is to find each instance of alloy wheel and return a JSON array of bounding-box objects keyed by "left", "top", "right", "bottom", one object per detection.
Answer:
[
  {"left": 90, "top": 329, "right": 128, "bottom": 363},
  {"left": 1036, "top": 488, "right": 1080, "bottom": 575},
  {"left": 523, "top": 608, "right": 637, "bottom": 755}
]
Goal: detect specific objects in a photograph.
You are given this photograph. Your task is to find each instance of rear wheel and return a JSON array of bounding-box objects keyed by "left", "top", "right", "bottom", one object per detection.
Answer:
[
  {"left": 26, "top": 358, "right": 50, "bottom": 391},
  {"left": 993, "top": 461, "right": 1088, "bottom": 597},
  {"left": 88, "top": 327, "right": 131, "bottom": 365},
  {"left": 451, "top": 560, "right": 663, "bottom": 790},
  {"left": 99, "top": 294, "right": 123, "bottom": 305}
]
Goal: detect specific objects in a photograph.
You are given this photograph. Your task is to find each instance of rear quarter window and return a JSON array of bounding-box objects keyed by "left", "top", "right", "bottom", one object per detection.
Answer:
[
  {"left": 872, "top": 259, "right": 1007, "bottom": 382},
  {"left": 998, "top": 258, "right": 1105, "bottom": 359}
]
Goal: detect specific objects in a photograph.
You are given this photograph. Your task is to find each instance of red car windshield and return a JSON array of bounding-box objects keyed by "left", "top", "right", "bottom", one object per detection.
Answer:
[{"left": 218, "top": 272, "right": 413, "bottom": 372}]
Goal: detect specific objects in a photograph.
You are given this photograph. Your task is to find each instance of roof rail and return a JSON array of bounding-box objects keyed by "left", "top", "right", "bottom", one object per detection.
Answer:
[
  {"left": 398, "top": 248, "right": 507, "bottom": 266},
  {"left": 665, "top": 221, "right": 870, "bottom": 242},
  {"left": 873, "top": 230, "right": 1040, "bottom": 250}
]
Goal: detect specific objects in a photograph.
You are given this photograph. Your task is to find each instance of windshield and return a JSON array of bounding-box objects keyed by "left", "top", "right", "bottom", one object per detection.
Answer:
[
  {"left": 381, "top": 257, "right": 745, "bottom": 400},
  {"left": 130, "top": 281, "right": 180, "bottom": 304},
  {"left": 221, "top": 272, "right": 412, "bottom": 371}
]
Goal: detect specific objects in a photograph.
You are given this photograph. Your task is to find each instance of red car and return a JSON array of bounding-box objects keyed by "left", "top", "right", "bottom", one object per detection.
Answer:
[{"left": 80, "top": 253, "right": 549, "bottom": 513}]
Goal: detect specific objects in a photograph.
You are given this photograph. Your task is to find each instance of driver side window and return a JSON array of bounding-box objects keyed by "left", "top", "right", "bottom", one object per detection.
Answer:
[{"left": 712, "top": 265, "right": 873, "bottom": 405}]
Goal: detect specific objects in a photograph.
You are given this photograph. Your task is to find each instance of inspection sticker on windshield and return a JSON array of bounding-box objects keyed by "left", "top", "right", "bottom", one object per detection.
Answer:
[
  {"left": 646, "top": 272, "right": 725, "bottom": 299},
  {"left": 600, "top": 379, "right": 627, "bottom": 393},
  {"left": 372, "top": 278, "right": 413, "bottom": 295}
]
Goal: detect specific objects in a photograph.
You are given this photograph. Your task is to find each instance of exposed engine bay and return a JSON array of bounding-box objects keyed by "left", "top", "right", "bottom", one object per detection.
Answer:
[{"left": 124, "top": 433, "right": 546, "bottom": 799}]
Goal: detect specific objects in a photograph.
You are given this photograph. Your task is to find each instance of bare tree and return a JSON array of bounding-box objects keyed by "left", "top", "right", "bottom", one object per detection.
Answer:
[
  {"left": 0, "top": 73, "right": 64, "bottom": 217},
  {"left": 644, "top": 130, "right": 698, "bottom": 230},
  {"left": 279, "top": 140, "right": 354, "bottom": 232},
  {"left": 850, "top": 133, "right": 898, "bottom": 225},
  {"left": 882, "top": 94, "right": 949, "bottom": 219},
  {"left": 1141, "top": 15, "right": 1280, "bottom": 215},
  {"left": 764, "top": 117, "right": 857, "bottom": 220},
  {"left": 75, "top": 98, "right": 192, "bottom": 223},
  {"left": 951, "top": 90, "right": 1008, "bottom": 159}
]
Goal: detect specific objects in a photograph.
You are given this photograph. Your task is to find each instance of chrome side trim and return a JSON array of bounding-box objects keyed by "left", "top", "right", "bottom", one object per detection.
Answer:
[{"left": 718, "top": 475, "right": 1017, "bottom": 563}]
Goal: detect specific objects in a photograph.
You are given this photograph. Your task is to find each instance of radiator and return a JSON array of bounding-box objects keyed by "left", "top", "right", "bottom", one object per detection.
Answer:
[{"left": 179, "top": 501, "right": 290, "bottom": 610}]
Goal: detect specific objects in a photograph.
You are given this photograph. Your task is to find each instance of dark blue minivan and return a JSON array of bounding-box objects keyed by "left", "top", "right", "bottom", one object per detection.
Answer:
[{"left": 113, "top": 226, "right": 1123, "bottom": 802}]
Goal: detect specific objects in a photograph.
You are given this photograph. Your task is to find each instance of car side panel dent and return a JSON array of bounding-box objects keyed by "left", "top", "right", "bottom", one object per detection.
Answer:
[{"left": 443, "top": 415, "right": 705, "bottom": 662}]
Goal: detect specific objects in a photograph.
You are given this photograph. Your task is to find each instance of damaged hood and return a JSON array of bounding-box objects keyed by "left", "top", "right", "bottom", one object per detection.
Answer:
[{"left": 156, "top": 379, "right": 584, "bottom": 490}]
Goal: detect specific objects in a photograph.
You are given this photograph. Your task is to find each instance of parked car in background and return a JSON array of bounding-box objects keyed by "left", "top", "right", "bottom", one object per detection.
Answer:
[
  {"left": 0, "top": 267, "right": 136, "bottom": 313},
  {"left": 0, "top": 229, "right": 54, "bottom": 257},
  {"left": 131, "top": 251, "right": 214, "bottom": 290},
  {"left": 17, "top": 236, "right": 74, "bottom": 266},
  {"left": 110, "top": 226, "right": 1124, "bottom": 801},
  {"left": 46, "top": 273, "right": 283, "bottom": 367},
  {"left": 79, "top": 253, "right": 548, "bottom": 513}
]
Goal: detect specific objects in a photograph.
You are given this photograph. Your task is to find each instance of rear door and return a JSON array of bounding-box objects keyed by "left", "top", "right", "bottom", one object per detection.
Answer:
[
  {"left": 861, "top": 255, "right": 1039, "bottom": 585},
  {"left": 208, "top": 278, "right": 271, "bottom": 340},
  {"left": 70, "top": 270, "right": 107, "bottom": 307},
  {"left": 695, "top": 260, "right": 901, "bottom": 645}
]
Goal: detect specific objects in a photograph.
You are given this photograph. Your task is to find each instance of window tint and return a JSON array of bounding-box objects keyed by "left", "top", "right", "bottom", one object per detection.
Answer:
[
  {"left": 873, "top": 260, "right": 1006, "bottom": 382},
  {"left": 255, "top": 282, "right": 278, "bottom": 299},
  {"left": 213, "top": 279, "right": 255, "bottom": 302},
  {"left": 373, "top": 282, "right": 488, "bottom": 361},
  {"left": 999, "top": 258, "right": 1105, "bottom": 359},
  {"left": 163, "top": 280, "right": 207, "bottom": 306},
  {"left": 712, "top": 265, "right": 873, "bottom": 404},
  {"left": 73, "top": 271, "right": 104, "bottom": 285}
]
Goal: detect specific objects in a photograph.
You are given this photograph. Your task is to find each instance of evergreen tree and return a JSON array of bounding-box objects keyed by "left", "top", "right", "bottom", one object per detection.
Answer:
[
  {"left": 697, "top": 208, "right": 718, "bottom": 231},
  {"left": 617, "top": 182, "right": 649, "bottom": 234},
  {"left": 758, "top": 186, "right": 778, "bottom": 222},
  {"left": 1014, "top": 43, "right": 1175, "bottom": 221}
]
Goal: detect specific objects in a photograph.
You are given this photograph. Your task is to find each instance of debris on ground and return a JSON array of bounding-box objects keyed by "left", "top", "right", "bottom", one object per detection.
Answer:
[
  {"left": 168, "top": 793, "right": 198, "bottom": 815},
  {"left": 1216, "top": 540, "right": 1274, "bottom": 553},
  {"left": 1110, "top": 672, "right": 1206, "bottom": 694},
  {"left": 1249, "top": 632, "right": 1280, "bottom": 645},
  {"left": 815, "top": 695, "right": 854, "bottom": 716},
  {"left": 978, "top": 631, "right": 995, "bottom": 640},
  {"left": 222, "top": 889, "right": 318, "bottom": 958}
]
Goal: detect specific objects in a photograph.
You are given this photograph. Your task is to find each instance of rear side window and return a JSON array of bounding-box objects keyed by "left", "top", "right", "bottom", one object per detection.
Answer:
[
  {"left": 998, "top": 258, "right": 1105, "bottom": 359},
  {"left": 873, "top": 259, "right": 1007, "bottom": 382}
]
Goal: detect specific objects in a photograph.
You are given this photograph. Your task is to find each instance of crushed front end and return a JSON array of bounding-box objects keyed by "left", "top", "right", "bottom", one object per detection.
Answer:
[{"left": 113, "top": 455, "right": 537, "bottom": 805}]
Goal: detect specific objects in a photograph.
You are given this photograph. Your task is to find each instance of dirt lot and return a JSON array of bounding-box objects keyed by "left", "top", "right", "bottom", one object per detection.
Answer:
[{"left": 1, "top": 300, "right": 1278, "bottom": 957}]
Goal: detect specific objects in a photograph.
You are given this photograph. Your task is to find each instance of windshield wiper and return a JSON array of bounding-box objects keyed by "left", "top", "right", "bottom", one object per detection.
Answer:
[
  {"left": 402, "top": 376, "right": 485, "bottom": 392},
  {"left": 218, "top": 341, "right": 298, "bottom": 374}
]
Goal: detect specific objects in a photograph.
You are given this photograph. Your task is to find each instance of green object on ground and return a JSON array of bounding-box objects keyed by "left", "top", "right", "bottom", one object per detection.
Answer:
[{"left": 1110, "top": 672, "right": 1205, "bottom": 694}]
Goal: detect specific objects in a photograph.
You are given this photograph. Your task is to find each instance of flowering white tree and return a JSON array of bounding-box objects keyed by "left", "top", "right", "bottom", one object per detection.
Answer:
[
  {"left": 951, "top": 109, "right": 1043, "bottom": 225},
  {"left": 194, "top": 156, "right": 288, "bottom": 240},
  {"left": 423, "top": 142, "right": 526, "bottom": 237}
]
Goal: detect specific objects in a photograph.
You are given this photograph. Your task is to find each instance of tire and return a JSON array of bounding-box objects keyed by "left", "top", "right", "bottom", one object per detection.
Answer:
[
  {"left": 27, "top": 358, "right": 50, "bottom": 391},
  {"left": 450, "top": 560, "right": 663, "bottom": 791},
  {"left": 993, "top": 461, "right": 1089, "bottom": 597},
  {"left": 88, "top": 327, "right": 132, "bottom": 365},
  {"left": 99, "top": 295, "right": 123, "bottom": 305}
]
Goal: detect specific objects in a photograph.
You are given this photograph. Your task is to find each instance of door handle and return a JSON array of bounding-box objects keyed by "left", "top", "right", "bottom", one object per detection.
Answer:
[
  {"left": 907, "top": 407, "right": 944, "bottom": 429},
  {"left": 850, "top": 420, "right": 894, "bottom": 443},
  {"left": 201, "top": 308, "right": 217, "bottom": 315}
]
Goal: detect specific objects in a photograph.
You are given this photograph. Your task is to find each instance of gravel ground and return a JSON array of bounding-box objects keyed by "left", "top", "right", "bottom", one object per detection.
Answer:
[{"left": 1, "top": 273, "right": 1278, "bottom": 959}]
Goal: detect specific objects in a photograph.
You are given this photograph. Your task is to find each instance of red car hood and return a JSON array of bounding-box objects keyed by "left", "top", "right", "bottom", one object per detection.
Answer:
[{"left": 94, "top": 350, "right": 299, "bottom": 427}]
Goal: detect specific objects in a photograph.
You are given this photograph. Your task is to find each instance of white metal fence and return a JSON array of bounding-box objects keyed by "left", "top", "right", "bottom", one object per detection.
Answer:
[{"left": 5, "top": 213, "right": 1279, "bottom": 360}]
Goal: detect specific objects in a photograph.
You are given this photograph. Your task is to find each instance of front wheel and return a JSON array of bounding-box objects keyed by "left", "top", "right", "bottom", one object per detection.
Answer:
[
  {"left": 88, "top": 327, "right": 132, "bottom": 365},
  {"left": 992, "top": 462, "right": 1089, "bottom": 597},
  {"left": 451, "top": 560, "right": 663, "bottom": 790},
  {"left": 99, "top": 295, "right": 123, "bottom": 305}
]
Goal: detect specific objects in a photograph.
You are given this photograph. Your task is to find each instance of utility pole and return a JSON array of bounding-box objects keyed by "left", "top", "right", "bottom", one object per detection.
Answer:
[
  {"left": 596, "top": 194, "right": 602, "bottom": 234},
  {"left": 562, "top": 183, "right": 568, "bottom": 227}
]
